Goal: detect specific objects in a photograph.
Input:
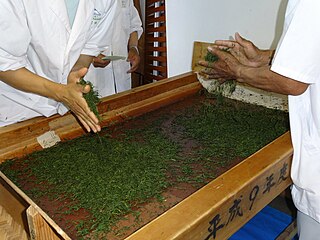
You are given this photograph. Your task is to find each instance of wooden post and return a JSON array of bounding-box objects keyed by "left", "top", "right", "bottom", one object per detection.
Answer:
[
  {"left": 0, "top": 172, "right": 71, "bottom": 240},
  {"left": 27, "top": 206, "right": 62, "bottom": 240},
  {"left": 276, "top": 220, "right": 297, "bottom": 240}
]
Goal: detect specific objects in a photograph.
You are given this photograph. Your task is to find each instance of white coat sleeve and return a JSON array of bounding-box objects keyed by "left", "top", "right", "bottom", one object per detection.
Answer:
[
  {"left": 81, "top": 0, "right": 118, "bottom": 56},
  {"left": 0, "top": 0, "right": 31, "bottom": 71},
  {"left": 129, "top": 1, "right": 143, "bottom": 39},
  {"left": 271, "top": 1, "right": 320, "bottom": 84}
]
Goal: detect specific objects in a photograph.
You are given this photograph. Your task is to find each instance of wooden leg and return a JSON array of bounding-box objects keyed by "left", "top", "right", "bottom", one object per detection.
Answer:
[
  {"left": 276, "top": 219, "right": 297, "bottom": 240},
  {"left": 26, "top": 206, "right": 61, "bottom": 240}
]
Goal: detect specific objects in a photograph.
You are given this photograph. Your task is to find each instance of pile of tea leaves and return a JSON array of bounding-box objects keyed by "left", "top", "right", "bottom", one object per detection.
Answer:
[
  {"left": 79, "top": 78, "right": 101, "bottom": 120},
  {"left": 0, "top": 94, "right": 289, "bottom": 239}
]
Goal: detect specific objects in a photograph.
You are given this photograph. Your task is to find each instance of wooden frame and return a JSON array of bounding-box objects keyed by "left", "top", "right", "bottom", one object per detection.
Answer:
[
  {"left": 127, "top": 132, "right": 293, "bottom": 240},
  {"left": 0, "top": 72, "right": 199, "bottom": 162},
  {"left": 144, "top": 0, "right": 167, "bottom": 83},
  {"left": 0, "top": 72, "right": 293, "bottom": 239}
]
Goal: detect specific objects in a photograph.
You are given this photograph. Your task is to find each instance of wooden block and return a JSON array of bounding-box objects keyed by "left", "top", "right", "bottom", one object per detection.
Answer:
[
  {"left": 0, "top": 172, "right": 71, "bottom": 240},
  {"left": 27, "top": 206, "right": 62, "bottom": 240},
  {"left": 192, "top": 41, "right": 213, "bottom": 73}
]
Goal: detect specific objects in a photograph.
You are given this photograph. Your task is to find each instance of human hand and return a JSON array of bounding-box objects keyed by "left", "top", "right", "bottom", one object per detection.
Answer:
[
  {"left": 127, "top": 46, "right": 140, "bottom": 73},
  {"left": 198, "top": 47, "right": 242, "bottom": 82},
  {"left": 92, "top": 54, "right": 111, "bottom": 68},
  {"left": 63, "top": 68, "right": 101, "bottom": 133},
  {"left": 214, "top": 32, "right": 270, "bottom": 67}
]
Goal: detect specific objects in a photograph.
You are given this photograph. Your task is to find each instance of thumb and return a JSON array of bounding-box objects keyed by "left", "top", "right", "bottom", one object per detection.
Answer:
[
  {"left": 75, "top": 67, "right": 88, "bottom": 80},
  {"left": 68, "top": 67, "right": 88, "bottom": 84},
  {"left": 235, "top": 32, "right": 249, "bottom": 45},
  {"left": 235, "top": 32, "right": 245, "bottom": 43},
  {"left": 74, "top": 79, "right": 91, "bottom": 94},
  {"left": 235, "top": 32, "right": 251, "bottom": 49}
]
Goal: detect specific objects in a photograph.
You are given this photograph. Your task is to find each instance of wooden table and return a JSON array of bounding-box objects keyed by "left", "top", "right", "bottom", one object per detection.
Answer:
[{"left": 0, "top": 72, "right": 293, "bottom": 240}]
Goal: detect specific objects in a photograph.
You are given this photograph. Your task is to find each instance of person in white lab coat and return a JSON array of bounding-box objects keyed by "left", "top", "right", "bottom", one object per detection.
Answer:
[
  {"left": 199, "top": 1, "right": 320, "bottom": 238},
  {"left": 85, "top": 0, "right": 143, "bottom": 97},
  {"left": 0, "top": 0, "right": 118, "bottom": 132}
]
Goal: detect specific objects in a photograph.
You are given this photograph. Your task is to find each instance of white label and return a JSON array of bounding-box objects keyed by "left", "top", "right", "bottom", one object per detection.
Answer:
[{"left": 37, "top": 131, "right": 61, "bottom": 149}]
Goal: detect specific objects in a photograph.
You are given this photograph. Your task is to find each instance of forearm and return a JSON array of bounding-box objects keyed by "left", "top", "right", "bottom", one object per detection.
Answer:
[
  {"left": 0, "top": 68, "right": 64, "bottom": 101},
  {"left": 0, "top": 64, "right": 101, "bottom": 132},
  {"left": 71, "top": 54, "right": 94, "bottom": 72},
  {"left": 128, "top": 31, "right": 139, "bottom": 50},
  {"left": 238, "top": 65, "right": 308, "bottom": 95}
]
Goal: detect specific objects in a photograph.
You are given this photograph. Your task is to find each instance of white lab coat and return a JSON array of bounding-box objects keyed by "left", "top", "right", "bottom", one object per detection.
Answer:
[
  {"left": 86, "top": 0, "right": 143, "bottom": 97},
  {"left": 271, "top": 0, "right": 320, "bottom": 222},
  {"left": 0, "top": 0, "right": 117, "bottom": 126}
]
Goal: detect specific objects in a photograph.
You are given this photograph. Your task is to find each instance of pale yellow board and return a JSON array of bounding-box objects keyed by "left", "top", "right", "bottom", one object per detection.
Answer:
[{"left": 191, "top": 41, "right": 213, "bottom": 73}]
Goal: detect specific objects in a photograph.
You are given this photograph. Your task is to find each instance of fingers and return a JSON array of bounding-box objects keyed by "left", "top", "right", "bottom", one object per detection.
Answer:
[
  {"left": 81, "top": 112, "right": 101, "bottom": 133},
  {"left": 127, "top": 55, "right": 140, "bottom": 73},
  {"left": 66, "top": 68, "right": 102, "bottom": 132},
  {"left": 127, "top": 62, "right": 139, "bottom": 73},
  {"left": 198, "top": 46, "right": 226, "bottom": 68},
  {"left": 81, "top": 114, "right": 100, "bottom": 133},
  {"left": 214, "top": 33, "right": 249, "bottom": 50},
  {"left": 93, "top": 59, "right": 110, "bottom": 65},
  {"left": 201, "top": 66, "right": 226, "bottom": 80},
  {"left": 199, "top": 69, "right": 229, "bottom": 82},
  {"left": 127, "top": 67, "right": 136, "bottom": 73},
  {"left": 201, "top": 67, "right": 215, "bottom": 75},
  {"left": 208, "top": 46, "right": 229, "bottom": 60},
  {"left": 92, "top": 57, "right": 110, "bottom": 68},
  {"left": 228, "top": 47, "right": 241, "bottom": 59},
  {"left": 214, "top": 44, "right": 239, "bottom": 60},
  {"left": 77, "top": 114, "right": 101, "bottom": 133},
  {"left": 77, "top": 117, "right": 91, "bottom": 132},
  {"left": 198, "top": 60, "right": 215, "bottom": 68},
  {"left": 214, "top": 40, "right": 238, "bottom": 49},
  {"left": 69, "top": 81, "right": 101, "bottom": 132},
  {"left": 74, "top": 99, "right": 101, "bottom": 132}
]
